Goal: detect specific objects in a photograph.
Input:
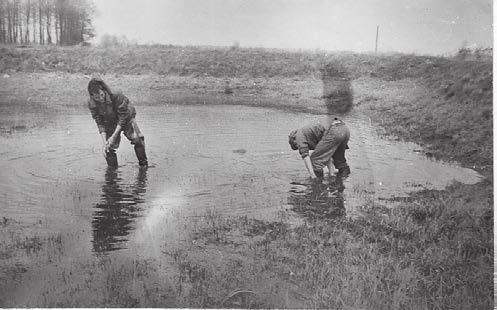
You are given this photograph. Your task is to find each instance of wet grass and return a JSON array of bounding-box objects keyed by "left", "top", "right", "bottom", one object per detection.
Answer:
[{"left": 162, "top": 179, "right": 492, "bottom": 309}]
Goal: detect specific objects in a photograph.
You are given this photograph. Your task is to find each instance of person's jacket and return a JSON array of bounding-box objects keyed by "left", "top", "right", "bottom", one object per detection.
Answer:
[
  {"left": 288, "top": 123, "right": 326, "bottom": 158},
  {"left": 288, "top": 119, "right": 348, "bottom": 158},
  {"left": 87, "top": 78, "right": 136, "bottom": 133}
]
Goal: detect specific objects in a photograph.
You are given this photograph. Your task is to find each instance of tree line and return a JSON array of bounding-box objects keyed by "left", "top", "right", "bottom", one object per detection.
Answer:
[{"left": 0, "top": 0, "right": 95, "bottom": 46}]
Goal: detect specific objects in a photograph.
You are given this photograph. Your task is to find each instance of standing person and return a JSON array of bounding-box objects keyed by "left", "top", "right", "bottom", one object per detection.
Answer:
[
  {"left": 289, "top": 118, "right": 350, "bottom": 179},
  {"left": 87, "top": 78, "right": 148, "bottom": 167}
]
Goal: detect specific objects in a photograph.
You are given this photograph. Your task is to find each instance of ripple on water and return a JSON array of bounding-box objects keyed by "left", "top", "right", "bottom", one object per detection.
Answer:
[{"left": 0, "top": 104, "right": 483, "bottom": 253}]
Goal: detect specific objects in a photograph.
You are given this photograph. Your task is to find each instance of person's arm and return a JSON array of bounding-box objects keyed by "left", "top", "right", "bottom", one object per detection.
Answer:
[
  {"left": 327, "top": 158, "right": 335, "bottom": 177},
  {"left": 107, "top": 93, "right": 129, "bottom": 145},
  {"left": 107, "top": 124, "right": 122, "bottom": 146},
  {"left": 100, "top": 132, "right": 109, "bottom": 154},
  {"left": 115, "top": 93, "right": 131, "bottom": 128},
  {"left": 294, "top": 130, "right": 317, "bottom": 179},
  {"left": 303, "top": 155, "right": 317, "bottom": 179},
  {"left": 88, "top": 100, "right": 106, "bottom": 134},
  {"left": 88, "top": 100, "right": 108, "bottom": 155}
]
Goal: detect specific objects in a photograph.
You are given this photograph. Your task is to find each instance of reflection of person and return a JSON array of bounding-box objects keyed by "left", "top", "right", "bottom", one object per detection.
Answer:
[
  {"left": 92, "top": 167, "right": 148, "bottom": 253},
  {"left": 288, "top": 176, "right": 346, "bottom": 219},
  {"left": 87, "top": 78, "right": 148, "bottom": 167},
  {"left": 289, "top": 118, "right": 350, "bottom": 180},
  {"left": 321, "top": 62, "right": 353, "bottom": 114}
]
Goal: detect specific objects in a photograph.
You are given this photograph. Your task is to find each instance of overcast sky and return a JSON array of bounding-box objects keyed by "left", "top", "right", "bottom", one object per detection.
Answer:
[{"left": 92, "top": 0, "right": 492, "bottom": 55}]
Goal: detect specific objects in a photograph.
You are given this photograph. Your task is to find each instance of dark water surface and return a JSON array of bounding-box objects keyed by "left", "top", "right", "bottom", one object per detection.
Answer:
[{"left": 0, "top": 103, "right": 482, "bottom": 256}]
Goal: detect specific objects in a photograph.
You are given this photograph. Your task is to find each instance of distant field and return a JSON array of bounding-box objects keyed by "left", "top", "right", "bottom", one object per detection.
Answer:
[{"left": 0, "top": 44, "right": 491, "bottom": 81}]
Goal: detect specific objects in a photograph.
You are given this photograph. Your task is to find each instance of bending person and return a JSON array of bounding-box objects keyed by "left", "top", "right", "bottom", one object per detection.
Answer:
[
  {"left": 289, "top": 118, "right": 350, "bottom": 179},
  {"left": 87, "top": 78, "right": 148, "bottom": 167}
]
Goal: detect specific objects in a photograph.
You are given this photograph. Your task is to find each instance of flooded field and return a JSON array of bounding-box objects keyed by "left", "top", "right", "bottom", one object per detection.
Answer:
[{"left": 0, "top": 102, "right": 482, "bottom": 256}]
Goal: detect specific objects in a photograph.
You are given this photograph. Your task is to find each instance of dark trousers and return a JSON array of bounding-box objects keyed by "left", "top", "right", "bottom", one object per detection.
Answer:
[
  {"left": 310, "top": 123, "right": 350, "bottom": 170},
  {"left": 105, "top": 118, "right": 148, "bottom": 167}
]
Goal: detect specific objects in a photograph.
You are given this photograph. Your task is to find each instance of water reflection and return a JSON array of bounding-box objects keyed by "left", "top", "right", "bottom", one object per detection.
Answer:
[
  {"left": 91, "top": 167, "right": 148, "bottom": 253},
  {"left": 288, "top": 176, "right": 346, "bottom": 220}
]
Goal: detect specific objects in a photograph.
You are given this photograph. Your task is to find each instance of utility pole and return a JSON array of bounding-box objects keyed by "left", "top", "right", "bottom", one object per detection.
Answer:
[{"left": 375, "top": 25, "right": 379, "bottom": 54}]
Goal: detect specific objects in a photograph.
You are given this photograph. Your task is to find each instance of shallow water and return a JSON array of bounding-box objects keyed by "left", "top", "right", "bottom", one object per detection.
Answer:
[{"left": 0, "top": 103, "right": 482, "bottom": 256}]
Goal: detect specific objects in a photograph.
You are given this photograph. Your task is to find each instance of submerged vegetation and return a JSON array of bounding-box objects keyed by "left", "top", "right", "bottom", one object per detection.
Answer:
[{"left": 0, "top": 44, "right": 492, "bottom": 308}]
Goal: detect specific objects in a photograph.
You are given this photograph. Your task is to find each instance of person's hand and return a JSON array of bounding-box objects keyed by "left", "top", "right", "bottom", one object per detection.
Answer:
[
  {"left": 107, "top": 136, "right": 116, "bottom": 148},
  {"left": 310, "top": 176, "right": 322, "bottom": 185},
  {"left": 102, "top": 143, "right": 109, "bottom": 157}
]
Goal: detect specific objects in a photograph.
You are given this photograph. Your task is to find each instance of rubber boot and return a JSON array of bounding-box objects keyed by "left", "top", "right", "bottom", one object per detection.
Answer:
[
  {"left": 134, "top": 137, "right": 148, "bottom": 167},
  {"left": 105, "top": 150, "right": 118, "bottom": 167},
  {"left": 337, "top": 166, "right": 350, "bottom": 177},
  {"left": 313, "top": 169, "right": 324, "bottom": 179}
]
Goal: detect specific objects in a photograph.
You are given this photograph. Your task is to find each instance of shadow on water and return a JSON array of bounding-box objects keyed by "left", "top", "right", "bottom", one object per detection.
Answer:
[
  {"left": 288, "top": 176, "right": 347, "bottom": 220},
  {"left": 91, "top": 167, "right": 148, "bottom": 253},
  {"left": 320, "top": 61, "right": 353, "bottom": 115}
]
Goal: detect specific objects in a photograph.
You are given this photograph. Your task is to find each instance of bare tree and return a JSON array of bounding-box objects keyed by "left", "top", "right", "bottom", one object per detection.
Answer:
[
  {"left": 24, "top": 0, "right": 30, "bottom": 44},
  {"left": 7, "top": 1, "right": 13, "bottom": 43},
  {"left": 45, "top": 0, "right": 53, "bottom": 44},
  {"left": 55, "top": 0, "right": 95, "bottom": 45},
  {"left": 32, "top": 0, "right": 37, "bottom": 43},
  {"left": 0, "top": 0, "right": 94, "bottom": 45},
  {"left": 39, "top": 0, "right": 44, "bottom": 44},
  {"left": 13, "top": 0, "right": 19, "bottom": 43},
  {"left": 0, "top": 0, "right": 5, "bottom": 43}
]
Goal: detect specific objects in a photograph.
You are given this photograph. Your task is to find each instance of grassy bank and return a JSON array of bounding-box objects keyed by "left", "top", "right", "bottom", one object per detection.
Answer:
[
  {"left": 0, "top": 44, "right": 491, "bottom": 81},
  {"left": 0, "top": 45, "right": 493, "bottom": 308},
  {"left": 353, "top": 76, "right": 492, "bottom": 172},
  {"left": 0, "top": 44, "right": 415, "bottom": 77}
]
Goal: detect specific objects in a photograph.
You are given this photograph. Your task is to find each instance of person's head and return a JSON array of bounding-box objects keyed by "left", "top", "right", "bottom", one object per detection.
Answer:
[
  {"left": 90, "top": 88, "right": 106, "bottom": 103},
  {"left": 88, "top": 78, "right": 107, "bottom": 104},
  {"left": 288, "top": 130, "right": 298, "bottom": 150}
]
